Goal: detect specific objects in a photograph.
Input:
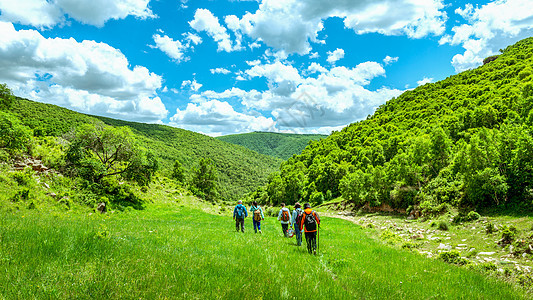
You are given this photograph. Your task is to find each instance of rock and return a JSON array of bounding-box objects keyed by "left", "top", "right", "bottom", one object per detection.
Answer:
[
  {"left": 478, "top": 252, "right": 496, "bottom": 256},
  {"left": 14, "top": 162, "right": 26, "bottom": 168},
  {"left": 97, "top": 202, "right": 106, "bottom": 213},
  {"left": 411, "top": 234, "right": 424, "bottom": 240},
  {"left": 438, "top": 243, "right": 452, "bottom": 250}
]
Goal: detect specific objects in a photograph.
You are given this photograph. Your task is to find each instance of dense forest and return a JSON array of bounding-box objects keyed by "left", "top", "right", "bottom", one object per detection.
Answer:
[
  {"left": 262, "top": 37, "right": 533, "bottom": 215},
  {"left": 216, "top": 131, "right": 326, "bottom": 160},
  {"left": 1, "top": 95, "right": 282, "bottom": 207}
]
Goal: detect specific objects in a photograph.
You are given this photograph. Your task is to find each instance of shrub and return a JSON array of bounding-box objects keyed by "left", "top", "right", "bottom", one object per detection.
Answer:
[
  {"left": 420, "top": 200, "right": 450, "bottom": 217},
  {"left": 438, "top": 250, "right": 470, "bottom": 265},
  {"left": 499, "top": 225, "right": 518, "bottom": 245},
  {"left": 11, "top": 188, "right": 30, "bottom": 202},
  {"left": 380, "top": 229, "right": 404, "bottom": 245},
  {"left": 310, "top": 191, "right": 324, "bottom": 206},
  {"left": 438, "top": 220, "right": 449, "bottom": 231},
  {"left": 517, "top": 273, "right": 533, "bottom": 289},
  {"left": 485, "top": 222, "right": 498, "bottom": 234},
  {"left": 453, "top": 211, "right": 481, "bottom": 223}
]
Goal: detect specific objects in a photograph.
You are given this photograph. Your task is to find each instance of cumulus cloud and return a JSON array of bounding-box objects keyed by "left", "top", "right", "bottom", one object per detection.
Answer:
[
  {"left": 417, "top": 77, "right": 433, "bottom": 86},
  {"left": 224, "top": 0, "right": 447, "bottom": 54},
  {"left": 440, "top": 0, "right": 533, "bottom": 72},
  {"left": 0, "top": 22, "right": 167, "bottom": 123},
  {"left": 326, "top": 48, "right": 345, "bottom": 64},
  {"left": 169, "top": 100, "right": 276, "bottom": 136},
  {"left": 210, "top": 67, "right": 231, "bottom": 74},
  {"left": 189, "top": 8, "right": 240, "bottom": 52},
  {"left": 173, "top": 60, "right": 403, "bottom": 135},
  {"left": 151, "top": 31, "right": 201, "bottom": 63},
  {"left": 181, "top": 79, "right": 203, "bottom": 92},
  {"left": 0, "top": 0, "right": 155, "bottom": 28},
  {"left": 383, "top": 55, "right": 399, "bottom": 65}
]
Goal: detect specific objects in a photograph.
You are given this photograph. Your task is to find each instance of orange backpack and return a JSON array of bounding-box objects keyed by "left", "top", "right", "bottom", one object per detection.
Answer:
[{"left": 281, "top": 209, "right": 290, "bottom": 222}]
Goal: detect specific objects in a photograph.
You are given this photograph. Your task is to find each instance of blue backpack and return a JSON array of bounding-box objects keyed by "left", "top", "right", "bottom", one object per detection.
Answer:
[{"left": 235, "top": 205, "right": 245, "bottom": 219}]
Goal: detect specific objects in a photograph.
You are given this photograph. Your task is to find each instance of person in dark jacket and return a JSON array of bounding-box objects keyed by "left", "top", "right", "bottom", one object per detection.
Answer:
[
  {"left": 291, "top": 202, "right": 303, "bottom": 246},
  {"left": 233, "top": 200, "right": 248, "bottom": 232},
  {"left": 299, "top": 203, "right": 320, "bottom": 254}
]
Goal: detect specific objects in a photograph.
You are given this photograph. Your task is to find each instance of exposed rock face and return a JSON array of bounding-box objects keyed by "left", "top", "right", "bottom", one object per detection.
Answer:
[{"left": 12, "top": 157, "right": 54, "bottom": 174}]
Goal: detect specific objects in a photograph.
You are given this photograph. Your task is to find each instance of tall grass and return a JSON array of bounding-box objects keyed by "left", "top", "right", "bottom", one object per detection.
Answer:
[{"left": 0, "top": 204, "right": 527, "bottom": 299}]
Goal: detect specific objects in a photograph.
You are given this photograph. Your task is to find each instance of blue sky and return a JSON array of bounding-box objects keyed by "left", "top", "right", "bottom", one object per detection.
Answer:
[{"left": 0, "top": 0, "right": 532, "bottom": 136}]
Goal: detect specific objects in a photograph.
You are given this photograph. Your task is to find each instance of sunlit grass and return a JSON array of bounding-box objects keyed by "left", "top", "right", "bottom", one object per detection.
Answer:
[{"left": 0, "top": 202, "right": 527, "bottom": 299}]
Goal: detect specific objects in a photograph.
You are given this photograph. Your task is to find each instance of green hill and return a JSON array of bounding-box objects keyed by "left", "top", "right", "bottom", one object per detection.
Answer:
[
  {"left": 8, "top": 98, "right": 282, "bottom": 200},
  {"left": 265, "top": 37, "right": 533, "bottom": 213},
  {"left": 216, "top": 131, "right": 327, "bottom": 160}
]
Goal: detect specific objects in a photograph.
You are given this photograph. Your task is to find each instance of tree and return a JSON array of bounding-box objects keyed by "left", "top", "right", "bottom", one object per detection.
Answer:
[
  {"left": 0, "top": 83, "right": 14, "bottom": 110},
  {"left": 191, "top": 158, "right": 219, "bottom": 201},
  {"left": 0, "top": 112, "right": 32, "bottom": 154},
  {"left": 65, "top": 124, "right": 157, "bottom": 185},
  {"left": 172, "top": 160, "right": 185, "bottom": 183}
]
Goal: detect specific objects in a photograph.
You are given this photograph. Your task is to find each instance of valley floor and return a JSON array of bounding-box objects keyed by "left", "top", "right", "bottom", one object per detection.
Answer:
[{"left": 1, "top": 197, "right": 530, "bottom": 299}]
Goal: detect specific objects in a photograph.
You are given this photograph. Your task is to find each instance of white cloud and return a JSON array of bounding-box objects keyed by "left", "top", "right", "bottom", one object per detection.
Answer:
[
  {"left": 383, "top": 55, "right": 399, "bottom": 65},
  {"left": 189, "top": 8, "right": 240, "bottom": 52},
  {"left": 0, "top": 0, "right": 155, "bottom": 28},
  {"left": 152, "top": 34, "right": 188, "bottom": 62},
  {"left": 169, "top": 100, "right": 276, "bottom": 136},
  {"left": 178, "top": 60, "right": 403, "bottom": 135},
  {"left": 441, "top": 0, "right": 533, "bottom": 72},
  {"left": 246, "top": 59, "right": 261, "bottom": 66},
  {"left": 226, "top": 0, "right": 447, "bottom": 54},
  {"left": 0, "top": 21, "right": 166, "bottom": 123},
  {"left": 417, "top": 77, "right": 433, "bottom": 86},
  {"left": 151, "top": 31, "right": 202, "bottom": 63},
  {"left": 181, "top": 79, "right": 202, "bottom": 92},
  {"left": 326, "top": 48, "right": 345, "bottom": 64},
  {"left": 210, "top": 67, "right": 231, "bottom": 74}
]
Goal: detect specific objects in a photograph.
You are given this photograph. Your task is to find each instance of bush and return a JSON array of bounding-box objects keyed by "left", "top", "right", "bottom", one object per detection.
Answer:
[
  {"left": 485, "top": 222, "right": 498, "bottom": 234},
  {"left": 438, "top": 250, "right": 470, "bottom": 265},
  {"left": 380, "top": 229, "right": 404, "bottom": 245},
  {"left": 438, "top": 220, "right": 449, "bottom": 231},
  {"left": 453, "top": 211, "right": 481, "bottom": 223},
  {"left": 499, "top": 225, "right": 518, "bottom": 245},
  {"left": 420, "top": 200, "right": 450, "bottom": 217}
]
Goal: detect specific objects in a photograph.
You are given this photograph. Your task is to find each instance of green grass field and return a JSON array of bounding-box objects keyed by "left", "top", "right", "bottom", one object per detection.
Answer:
[{"left": 0, "top": 199, "right": 528, "bottom": 299}]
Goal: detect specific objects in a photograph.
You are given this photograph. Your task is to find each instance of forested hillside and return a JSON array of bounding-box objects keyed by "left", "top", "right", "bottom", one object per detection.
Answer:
[
  {"left": 6, "top": 98, "right": 282, "bottom": 201},
  {"left": 265, "top": 37, "right": 533, "bottom": 214},
  {"left": 216, "top": 132, "right": 327, "bottom": 160}
]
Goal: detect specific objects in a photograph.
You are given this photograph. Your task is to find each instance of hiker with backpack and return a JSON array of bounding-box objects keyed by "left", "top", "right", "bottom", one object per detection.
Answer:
[
  {"left": 250, "top": 201, "right": 264, "bottom": 234},
  {"left": 277, "top": 203, "right": 291, "bottom": 237},
  {"left": 299, "top": 203, "right": 321, "bottom": 255},
  {"left": 233, "top": 200, "right": 248, "bottom": 233},
  {"left": 291, "top": 202, "right": 303, "bottom": 246}
]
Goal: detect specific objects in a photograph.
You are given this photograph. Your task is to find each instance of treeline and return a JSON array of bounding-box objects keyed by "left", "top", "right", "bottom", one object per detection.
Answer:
[
  {"left": 216, "top": 132, "right": 327, "bottom": 160},
  {"left": 260, "top": 37, "right": 533, "bottom": 214}
]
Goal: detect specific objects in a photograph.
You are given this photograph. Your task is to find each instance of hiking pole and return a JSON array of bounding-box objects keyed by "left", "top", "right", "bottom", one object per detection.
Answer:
[{"left": 316, "top": 225, "right": 320, "bottom": 255}]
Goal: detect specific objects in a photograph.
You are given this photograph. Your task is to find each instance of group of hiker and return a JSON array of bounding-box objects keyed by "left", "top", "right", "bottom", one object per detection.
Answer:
[{"left": 232, "top": 200, "right": 321, "bottom": 255}]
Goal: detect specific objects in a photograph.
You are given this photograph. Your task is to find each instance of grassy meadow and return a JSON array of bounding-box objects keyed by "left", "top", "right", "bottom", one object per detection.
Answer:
[{"left": 0, "top": 199, "right": 528, "bottom": 299}]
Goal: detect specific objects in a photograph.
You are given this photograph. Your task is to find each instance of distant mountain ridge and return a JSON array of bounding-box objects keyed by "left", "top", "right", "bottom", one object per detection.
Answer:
[{"left": 216, "top": 131, "right": 327, "bottom": 160}]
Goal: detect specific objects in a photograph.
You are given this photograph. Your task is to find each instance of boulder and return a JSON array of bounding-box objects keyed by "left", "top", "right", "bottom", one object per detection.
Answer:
[{"left": 97, "top": 202, "right": 106, "bottom": 213}]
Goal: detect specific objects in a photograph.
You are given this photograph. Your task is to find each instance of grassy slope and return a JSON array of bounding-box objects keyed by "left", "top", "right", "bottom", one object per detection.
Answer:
[
  {"left": 0, "top": 191, "right": 527, "bottom": 299},
  {"left": 9, "top": 98, "right": 282, "bottom": 199},
  {"left": 217, "top": 131, "right": 327, "bottom": 160}
]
